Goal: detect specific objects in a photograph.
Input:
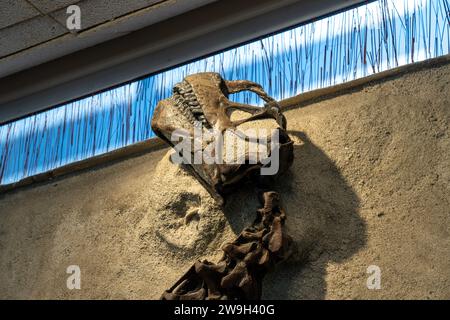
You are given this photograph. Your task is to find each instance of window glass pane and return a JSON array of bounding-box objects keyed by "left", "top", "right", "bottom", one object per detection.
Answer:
[{"left": 1, "top": 0, "right": 449, "bottom": 185}]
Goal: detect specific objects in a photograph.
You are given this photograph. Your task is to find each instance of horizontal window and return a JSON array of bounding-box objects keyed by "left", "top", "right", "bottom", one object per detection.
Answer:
[{"left": 0, "top": 0, "right": 449, "bottom": 185}]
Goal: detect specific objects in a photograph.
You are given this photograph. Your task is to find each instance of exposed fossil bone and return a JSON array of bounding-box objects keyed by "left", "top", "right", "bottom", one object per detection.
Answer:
[
  {"left": 153, "top": 74, "right": 295, "bottom": 300},
  {"left": 160, "top": 191, "right": 293, "bottom": 300},
  {"left": 151, "top": 72, "right": 293, "bottom": 205}
]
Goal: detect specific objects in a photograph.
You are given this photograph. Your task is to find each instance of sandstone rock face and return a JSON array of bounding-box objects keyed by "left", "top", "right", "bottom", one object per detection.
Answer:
[{"left": 0, "top": 61, "right": 449, "bottom": 299}]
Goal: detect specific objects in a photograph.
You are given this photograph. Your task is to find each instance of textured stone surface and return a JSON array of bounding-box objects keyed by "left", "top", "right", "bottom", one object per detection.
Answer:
[
  {"left": 50, "top": 0, "right": 164, "bottom": 31},
  {"left": 29, "top": 0, "right": 81, "bottom": 13},
  {"left": 0, "top": 0, "right": 39, "bottom": 29},
  {"left": 0, "top": 63, "right": 449, "bottom": 299},
  {"left": 0, "top": 15, "right": 67, "bottom": 57},
  {"left": 0, "top": 0, "right": 169, "bottom": 58}
]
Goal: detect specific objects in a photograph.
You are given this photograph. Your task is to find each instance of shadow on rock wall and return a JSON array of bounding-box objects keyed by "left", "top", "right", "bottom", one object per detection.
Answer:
[{"left": 223, "top": 131, "right": 367, "bottom": 299}]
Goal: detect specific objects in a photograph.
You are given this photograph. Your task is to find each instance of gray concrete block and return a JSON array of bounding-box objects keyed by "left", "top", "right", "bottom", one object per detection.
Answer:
[
  {"left": 50, "top": 0, "right": 164, "bottom": 31},
  {"left": 0, "top": 0, "right": 40, "bottom": 29},
  {"left": 0, "top": 15, "right": 67, "bottom": 58},
  {"left": 28, "top": 0, "right": 81, "bottom": 13}
]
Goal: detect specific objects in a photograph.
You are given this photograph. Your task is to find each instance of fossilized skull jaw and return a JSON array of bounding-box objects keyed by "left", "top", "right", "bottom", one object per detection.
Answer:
[{"left": 151, "top": 72, "right": 293, "bottom": 205}]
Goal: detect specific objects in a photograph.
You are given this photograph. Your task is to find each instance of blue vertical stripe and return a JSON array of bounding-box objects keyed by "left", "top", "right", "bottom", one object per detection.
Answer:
[{"left": 0, "top": 0, "right": 449, "bottom": 185}]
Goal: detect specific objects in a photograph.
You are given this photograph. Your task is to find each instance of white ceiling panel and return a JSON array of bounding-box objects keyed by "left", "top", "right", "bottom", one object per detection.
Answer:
[
  {"left": 0, "top": 15, "right": 67, "bottom": 58},
  {"left": 0, "top": 0, "right": 214, "bottom": 70},
  {"left": 50, "top": 0, "right": 164, "bottom": 31},
  {"left": 28, "top": 0, "right": 82, "bottom": 13},
  {"left": 0, "top": 0, "right": 40, "bottom": 29}
]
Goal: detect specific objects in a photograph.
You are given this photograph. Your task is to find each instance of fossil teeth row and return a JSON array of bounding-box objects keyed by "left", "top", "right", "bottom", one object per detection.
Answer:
[{"left": 173, "top": 81, "right": 210, "bottom": 128}]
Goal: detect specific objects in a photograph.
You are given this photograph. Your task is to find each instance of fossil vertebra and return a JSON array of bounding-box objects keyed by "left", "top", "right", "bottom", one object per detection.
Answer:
[{"left": 160, "top": 191, "right": 293, "bottom": 300}]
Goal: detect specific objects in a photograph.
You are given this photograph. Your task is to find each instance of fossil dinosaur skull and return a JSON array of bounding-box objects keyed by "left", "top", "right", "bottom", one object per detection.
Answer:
[{"left": 151, "top": 72, "right": 293, "bottom": 204}]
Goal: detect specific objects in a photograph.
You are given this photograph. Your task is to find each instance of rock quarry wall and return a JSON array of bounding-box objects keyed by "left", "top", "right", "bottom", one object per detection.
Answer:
[{"left": 0, "top": 60, "right": 449, "bottom": 299}]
